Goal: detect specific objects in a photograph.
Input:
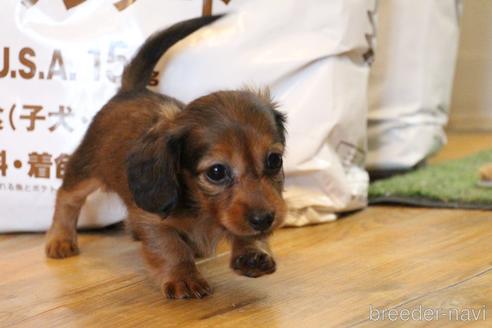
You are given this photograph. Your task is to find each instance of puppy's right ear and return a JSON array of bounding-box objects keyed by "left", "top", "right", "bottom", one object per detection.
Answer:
[{"left": 126, "top": 124, "right": 185, "bottom": 217}]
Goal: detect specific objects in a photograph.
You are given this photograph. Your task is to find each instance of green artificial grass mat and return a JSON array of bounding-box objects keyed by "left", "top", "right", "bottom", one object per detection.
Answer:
[{"left": 369, "top": 149, "right": 492, "bottom": 209}]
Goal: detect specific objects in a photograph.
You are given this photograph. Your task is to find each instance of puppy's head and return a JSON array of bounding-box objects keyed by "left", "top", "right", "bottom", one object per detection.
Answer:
[{"left": 127, "top": 90, "right": 287, "bottom": 236}]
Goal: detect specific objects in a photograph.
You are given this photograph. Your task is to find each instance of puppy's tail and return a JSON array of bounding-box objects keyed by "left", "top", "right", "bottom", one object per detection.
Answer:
[{"left": 121, "top": 15, "right": 223, "bottom": 92}]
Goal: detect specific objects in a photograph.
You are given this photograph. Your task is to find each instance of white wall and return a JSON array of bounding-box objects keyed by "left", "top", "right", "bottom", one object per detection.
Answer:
[{"left": 449, "top": 0, "right": 492, "bottom": 130}]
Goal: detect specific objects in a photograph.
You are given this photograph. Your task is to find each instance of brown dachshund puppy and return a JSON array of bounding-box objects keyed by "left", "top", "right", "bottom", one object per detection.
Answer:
[{"left": 45, "top": 15, "right": 287, "bottom": 299}]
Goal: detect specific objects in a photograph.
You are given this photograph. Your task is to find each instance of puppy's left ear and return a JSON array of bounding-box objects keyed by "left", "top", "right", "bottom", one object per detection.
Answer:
[
  {"left": 256, "top": 87, "right": 287, "bottom": 145},
  {"left": 126, "top": 124, "right": 186, "bottom": 217},
  {"left": 272, "top": 109, "right": 287, "bottom": 145}
]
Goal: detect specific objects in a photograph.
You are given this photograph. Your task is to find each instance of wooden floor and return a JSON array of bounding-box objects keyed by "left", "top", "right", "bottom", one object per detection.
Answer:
[{"left": 1, "top": 132, "right": 492, "bottom": 327}]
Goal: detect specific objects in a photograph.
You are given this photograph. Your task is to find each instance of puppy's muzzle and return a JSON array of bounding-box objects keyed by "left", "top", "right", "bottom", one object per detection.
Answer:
[{"left": 247, "top": 210, "right": 275, "bottom": 232}]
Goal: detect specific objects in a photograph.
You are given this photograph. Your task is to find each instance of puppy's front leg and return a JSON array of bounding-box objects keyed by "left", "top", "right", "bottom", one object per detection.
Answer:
[
  {"left": 230, "top": 237, "right": 276, "bottom": 278},
  {"left": 136, "top": 217, "right": 211, "bottom": 299}
]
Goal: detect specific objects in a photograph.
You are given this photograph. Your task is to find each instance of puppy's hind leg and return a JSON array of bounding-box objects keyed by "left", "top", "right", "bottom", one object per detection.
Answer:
[{"left": 45, "top": 178, "right": 101, "bottom": 258}]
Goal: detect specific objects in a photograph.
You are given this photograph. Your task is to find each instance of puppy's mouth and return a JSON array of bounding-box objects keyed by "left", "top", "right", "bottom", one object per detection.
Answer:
[
  {"left": 219, "top": 219, "right": 275, "bottom": 238},
  {"left": 229, "top": 228, "right": 272, "bottom": 239}
]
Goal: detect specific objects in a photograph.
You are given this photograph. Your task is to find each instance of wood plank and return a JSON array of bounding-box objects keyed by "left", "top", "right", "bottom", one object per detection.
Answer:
[
  {"left": 430, "top": 132, "right": 492, "bottom": 163},
  {"left": 1, "top": 206, "right": 491, "bottom": 327}
]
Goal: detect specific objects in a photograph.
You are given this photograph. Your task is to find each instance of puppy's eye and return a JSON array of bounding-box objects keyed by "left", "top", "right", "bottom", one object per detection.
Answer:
[
  {"left": 266, "top": 153, "right": 283, "bottom": 171},
  {"left": 206, "top": 164, "right": 229, "bottom": 183}
]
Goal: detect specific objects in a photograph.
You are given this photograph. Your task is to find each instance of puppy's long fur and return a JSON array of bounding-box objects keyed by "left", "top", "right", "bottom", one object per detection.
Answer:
[{"left": 45, "top": 15, "right": 287, "bottom": 299}]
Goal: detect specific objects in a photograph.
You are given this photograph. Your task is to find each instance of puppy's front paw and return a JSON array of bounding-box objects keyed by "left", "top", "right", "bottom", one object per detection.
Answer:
[
  {"left": 232, "top": 251, "right": 276, "bottom": 278},
  {"left": 161, "top": 275, "right": 212, "bottom": 299},
  {"left": 45, "top": 238, "right": 79, "bottom": 259}
]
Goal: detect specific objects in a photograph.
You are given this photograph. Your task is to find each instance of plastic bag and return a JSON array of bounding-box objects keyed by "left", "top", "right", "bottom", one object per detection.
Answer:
[
  {"left": 156, "top": 0, "right": 375, "bottom": 225},
  {"left": 0, "top": 0, "right": 374, "bottom": 231}
]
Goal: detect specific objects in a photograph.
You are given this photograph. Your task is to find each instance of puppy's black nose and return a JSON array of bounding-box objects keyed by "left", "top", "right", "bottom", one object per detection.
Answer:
[{"left": 247, "top": 210, "right": 275, "bottom": 231}]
